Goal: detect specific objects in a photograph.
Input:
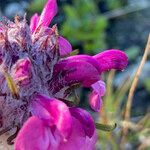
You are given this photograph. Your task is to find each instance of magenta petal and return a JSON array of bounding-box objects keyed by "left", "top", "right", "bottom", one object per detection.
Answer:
[
  {"left": 60, "top": 117, "right": 97, "bottom": 150},
  {"left": 11, "top": 57, "right": 31, "bottom": 85},
  {"left": 38, "top": 0, "right": 57, "bottom": 27},
  {"left": 64, "top": 61, "right": 99, "bottom": 87},
  {"left": 89, "top": 91, "right": 102, "bottom": 112},
  {"left": 59, "top": 36, "right": 72, "bottom": 56},
  {"left": 50, "top": 56, "right": 101, "bottom": 94},
  {"left": 30, "top": 13, "right": 39, "bottom": 33},
  {"left": 31, "top": 101, "right": 53, "bottom": 125},
  {"left": 59, "top": 118, "right": 87, "bottom": 150},
  {"left": 54, "top": 59, "right": 100, "bottom": 87},
  {"left": 15, "top": 116, "right": 51, "bottom": 150},
  {"left": 85, "top": 129, "right": 97, "bottom": 150},
  {"left": 93, "top": 49, "right": 128, "bottom": 73},
  {"left": 63, "top": 55, "right": 101, "bottom": 72},
  {"left": 70, "top": 107, "right": 95, "bottom": 138},
  {"left": 89, "top": 80, "right": 105, "bottom": 111},
  {"left": 91, "top": 80, "right": 106, "bottom": 96},
  {"left": 33, "top": 94, "right": 72, "bottom": 139}
]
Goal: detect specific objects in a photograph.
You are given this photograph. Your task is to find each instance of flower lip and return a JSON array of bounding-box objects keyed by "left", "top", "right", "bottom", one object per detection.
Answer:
[
  {"left": 89, "top": 80, "right": 106, "bottom": 112},
  {"left": 91, "top": 80, "right": 106, "bottom": 97},
  {"left": 53, "top": 56, "right": 100, "bottom": 88},
  {"left": 70, "top": 107, "right": 95, "bottom": 138},
  {"left": 31, "top": 94, "right": 72, "bottom": 139},
  {"left": 89, "top": 91, "right": 102, "bottom": 112},
  {"left": 14, "top": 116, "right": 52, "bottom": 150},
  {"left": 93, "top": 49, "right": 128, "bottom": 73},
  {"left": 63, "top": 55, "right": 101, "bottom": 73}
]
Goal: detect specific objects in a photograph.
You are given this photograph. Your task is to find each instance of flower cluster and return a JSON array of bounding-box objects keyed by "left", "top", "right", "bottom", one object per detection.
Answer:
[{"left": 0, "top": 0, "right": 128, "bottom": 149}]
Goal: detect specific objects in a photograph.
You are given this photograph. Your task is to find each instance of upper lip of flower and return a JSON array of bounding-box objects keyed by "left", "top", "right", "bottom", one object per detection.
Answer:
[{"left": 30, "top": 0, "right": 58, "bottom": 34}]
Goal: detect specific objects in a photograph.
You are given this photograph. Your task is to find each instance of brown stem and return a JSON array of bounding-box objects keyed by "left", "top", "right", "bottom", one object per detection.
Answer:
[
  {"left": 120, "top": 34, "right": 150, "bottom": 148},
  {"left": 7, "top": 125, "right": 20, "bottom": 145}
]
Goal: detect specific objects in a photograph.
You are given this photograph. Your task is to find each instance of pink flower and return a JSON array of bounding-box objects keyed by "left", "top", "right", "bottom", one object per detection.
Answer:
[
  {"left": 29, "top": 0, "right": 127, "bottom": 112},
  {"left": 15, "top": 94, "right": 97, "bottom": 150},
  {"left": 0, "top": 0, "right": 128, "bottom": 149},
  {"left": 30, "top": 0, "right": 72, "bottom": 57},
  {"left": 52, "top": 50, "right": 127, "bottom": 111}
]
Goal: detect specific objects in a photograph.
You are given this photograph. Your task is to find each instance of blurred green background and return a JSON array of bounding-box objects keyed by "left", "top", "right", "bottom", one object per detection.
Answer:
[{"left": 0, "top": 0, "right": 150, "bottom": 149}]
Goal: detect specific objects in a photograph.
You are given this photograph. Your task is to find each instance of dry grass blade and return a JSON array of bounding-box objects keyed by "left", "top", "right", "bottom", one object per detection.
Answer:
[
  {"left": 138, "top": 137, "right": 150, "bottom": 150},
  {"left": 114, "top": 76, "right": 131, "bottom": 109},
  {"left": 120, "top": 121, "right": 143, "bottom": 131},
  {"left": 120, "top": 34, "right": 150, "bottom": 148},
  {"left": 106, "top": 70, "right": 115, "bottom": 98},
  {"left": 4, "top": 72, "right": 19, "bottom": 99},
  {"left": 0, "top": 66, "right": 19, "bottom": 99},
  {"left": 137, "top": 113, "right": 150, "bottom": 127},
  {"left": 100, "top": 70, "right": 115, "bottom": 124}
]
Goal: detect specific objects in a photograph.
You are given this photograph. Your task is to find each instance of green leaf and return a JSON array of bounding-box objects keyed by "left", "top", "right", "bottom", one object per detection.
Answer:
[
  {"left": 28, "top": 0, "right": 47, "bottom": 13},
  {"left": 143, "top": 79, "right": 150, "bottom": 92},
  {"left": 70, "top": 49, "right": 79, "bottom": 56},
  {"left": 125, "top": 46, "right": 140, "bottom": 61},
  {"left": 95, "top": 122, "right": 117, "bottom": 132}
]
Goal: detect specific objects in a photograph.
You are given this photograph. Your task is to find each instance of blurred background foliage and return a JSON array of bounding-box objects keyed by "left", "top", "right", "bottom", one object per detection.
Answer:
[
  {"left": 0, "top": 0, "right": 150, "bottom": 149},
  {"left": 60, "top": 0, "right": 107, "bottom": 54}
]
